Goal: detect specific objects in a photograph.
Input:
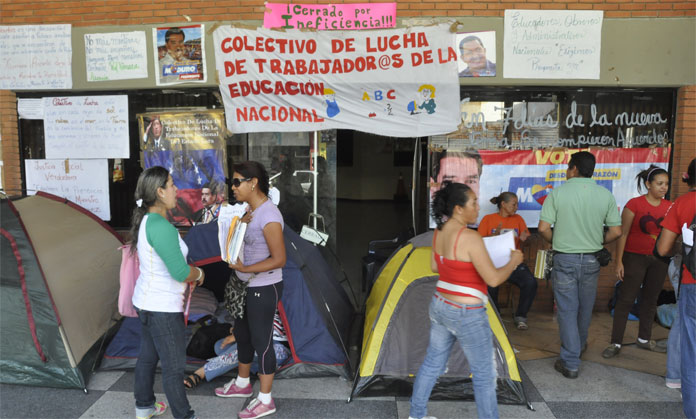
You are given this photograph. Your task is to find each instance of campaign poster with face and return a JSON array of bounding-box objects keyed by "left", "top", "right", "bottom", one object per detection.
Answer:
[{"left": 153, "top": 24, "right": 206, "bottom": 85}]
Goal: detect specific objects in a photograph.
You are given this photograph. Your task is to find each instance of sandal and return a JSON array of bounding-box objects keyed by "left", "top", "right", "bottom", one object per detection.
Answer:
[
  {"left": 184, "top": 373, "right": 203, "bottom": 389},
  {"left": 514, "top": 320, "right": 529, "bottom": 331}
]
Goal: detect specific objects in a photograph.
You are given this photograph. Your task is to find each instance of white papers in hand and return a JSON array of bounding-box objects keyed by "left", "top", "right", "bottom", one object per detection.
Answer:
[
  {"left": 682, "top": 223, "right": 694, "bottom": 246},
  {"left": 218, "top": 215, "right": 247, "bottom": 263},
  {"left": 218, "top": 203, "right": 248, "bottom": 262},
  {"left": 482, "top": 231, "right": 516, "bottom": 268},
  {"left": 228, "top": 221, "right": 246, "bottom": 263}
]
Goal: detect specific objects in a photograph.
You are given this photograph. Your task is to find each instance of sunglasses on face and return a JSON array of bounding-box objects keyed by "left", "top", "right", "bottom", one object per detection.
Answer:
[{"left": 230, "top": 177, "right": 251, "bottom": 187}]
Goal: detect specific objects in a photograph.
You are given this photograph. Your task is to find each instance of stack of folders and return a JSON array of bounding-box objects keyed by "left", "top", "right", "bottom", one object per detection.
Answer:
[{"left": 218, "top": 216, "right": 246, "bottom": 263}]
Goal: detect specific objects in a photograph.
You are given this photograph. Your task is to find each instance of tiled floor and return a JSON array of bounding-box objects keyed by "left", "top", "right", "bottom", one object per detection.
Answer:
[{"left": 0, "top": 357, "right": 684, "bottom": 418}]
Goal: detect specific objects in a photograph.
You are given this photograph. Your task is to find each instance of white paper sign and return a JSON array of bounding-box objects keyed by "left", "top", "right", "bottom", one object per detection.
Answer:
[
  {"left": 24, "top": 159, "right": 111, "bottom": 220},
  {"left": 43, "top": 95, "right": 129, "bottom": 159},
  {"left": 683, "top": 223, "right": 694, "bottom": 247},
  {"left": 213, "top": 24, "right": 461, "bottom": 137},
  {"left": 482, "top": 231, "right": 516, "bottom": 268},
  {"left": 17, "top": 98, "right": 44, "bottom": 119},
  {"left": 84, "top": 31, "right": 148, "bottom": 81},
  {"left": 504, "top": 10, "right": 603, "bottom": 79},
  {"left": 0, "top": 24, "right": 72, "bottom": 89}
]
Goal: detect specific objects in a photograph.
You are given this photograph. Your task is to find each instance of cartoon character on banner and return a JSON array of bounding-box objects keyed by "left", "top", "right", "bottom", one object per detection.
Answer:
[
  {"left": 324, "top": 88, "right": 340, "bottom": 118},
  {"left": 418, "top": 84, "right": 436, "bottom": 114},
  {"left": 407, "top": 84, "right": 436, "bottom": 115}
]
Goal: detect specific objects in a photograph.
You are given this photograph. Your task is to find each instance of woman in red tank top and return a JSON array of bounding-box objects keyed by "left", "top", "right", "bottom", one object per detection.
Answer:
[{"left": 409, "top": 182, "right": 523, "bottom": 419}]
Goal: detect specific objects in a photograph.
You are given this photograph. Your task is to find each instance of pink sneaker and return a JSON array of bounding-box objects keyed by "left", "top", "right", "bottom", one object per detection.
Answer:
[
  {"left": 215, "top": 379, "right": 253, "bottom": 398},
  {"left": 238, "top": 398, "right": 276, "bottom": 419}
]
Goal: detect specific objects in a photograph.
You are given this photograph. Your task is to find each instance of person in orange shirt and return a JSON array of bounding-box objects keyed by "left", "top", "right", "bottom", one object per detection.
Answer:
[{"left": 478, "top": 192, "right": 538, "bottom": 330}]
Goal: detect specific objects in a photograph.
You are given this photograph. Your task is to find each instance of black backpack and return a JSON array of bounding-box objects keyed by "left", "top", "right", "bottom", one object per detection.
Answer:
[{"left": 186, "top": 315, "right": 233, "bottom": 360}]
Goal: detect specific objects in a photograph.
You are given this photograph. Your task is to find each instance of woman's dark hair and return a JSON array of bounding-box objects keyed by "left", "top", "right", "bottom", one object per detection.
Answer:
[
  {"left": 128, "top": 166, "right": 169, "bottom": 253},
  {"left": 683, "top": 158, "right": 696, "bottom": 187},
  {"left": 636, "top": 164, "right": 668, "bottom": 193},
  {"left": 234, "top": 161, "right": 269, "bottom": 196},
  {"left": 431, "top": 182, "right": 473, "bottom": 230},
  {"left": 490, "top": 191, "right": 517, "bottom": 209}
]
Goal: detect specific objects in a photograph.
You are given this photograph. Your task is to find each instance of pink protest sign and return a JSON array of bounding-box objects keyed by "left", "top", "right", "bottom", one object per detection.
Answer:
[{"left": 264, "top": 3, "right": 396, "bottom": 31}]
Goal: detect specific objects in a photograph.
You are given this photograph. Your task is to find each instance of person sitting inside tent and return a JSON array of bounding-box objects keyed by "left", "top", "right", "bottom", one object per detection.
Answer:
[
  {"left": 184, "top": 312, "right": 289, "bottom": 390},
  {"left": 478, "top": 192, "right": 538, "bottom": 330},
  {"left": 409, "top": 182, "right": 523, "bottom": 419}
]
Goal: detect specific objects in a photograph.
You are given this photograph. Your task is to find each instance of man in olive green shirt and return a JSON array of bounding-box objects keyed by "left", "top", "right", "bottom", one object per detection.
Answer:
[{"left": 538, "top": 151, "right": 622, "bottom": 378}]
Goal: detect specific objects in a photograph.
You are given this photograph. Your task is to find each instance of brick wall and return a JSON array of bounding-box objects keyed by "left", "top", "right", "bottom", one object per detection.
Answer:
[
  {"left": 673, "top": 86, "right": 696, "bottom": 197},
  {"left": 0, "top": 91, "right": 20, "bottom": 197},
  {"left": 0, "top": 0, "right": 694, "bottom": 26}
]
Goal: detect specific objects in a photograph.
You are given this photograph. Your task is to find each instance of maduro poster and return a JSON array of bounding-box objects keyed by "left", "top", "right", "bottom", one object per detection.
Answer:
[
  {"left": 429, "top": 147, "right": 671, "bottom": 228},
  {"left": 138, "top": 110, "right": 227, "bottom": 226},
  {"left": 153, "top": 24, "right": 206, "bottom": 86}
]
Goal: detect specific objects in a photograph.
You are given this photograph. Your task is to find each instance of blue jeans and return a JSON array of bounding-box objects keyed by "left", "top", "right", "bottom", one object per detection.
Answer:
[
  {"left": 551, "top": 253, "right": 600, "bottom": 371},
  {"left": 488, "top": 263, "right": 538, "bottom": 320},
  {"left": 134, "top": 309, "right": 194, "bottom": 419},
  {"left": 666, "top": 258, "right": 681, "bottom": 386},
  {"left": 203, "top": 339, "right": 239, "bottom": 381},
  {"left": 679, "top": 283, "right": 696, "bottom": 418},
  {"left": 410, "top": 293, "right": 498, "bottom": 419}
]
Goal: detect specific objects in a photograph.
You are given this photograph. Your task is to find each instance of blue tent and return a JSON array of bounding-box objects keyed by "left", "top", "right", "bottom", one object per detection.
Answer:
[
  {"left": 101, "top": 223, "right": 353, "bottom": 379},
  {"left": 278, "top": 228, "right": 354, "bottom": 378}
]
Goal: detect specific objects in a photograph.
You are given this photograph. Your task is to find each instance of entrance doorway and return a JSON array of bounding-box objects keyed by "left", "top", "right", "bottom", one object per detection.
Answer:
[{"left": 335, "top": 131, "right": 422, "bottom": 302}]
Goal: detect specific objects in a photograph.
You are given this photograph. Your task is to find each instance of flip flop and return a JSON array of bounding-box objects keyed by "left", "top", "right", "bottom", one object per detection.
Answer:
[{"left": 184, "top": 373, "right": 203, "bottom": 389}]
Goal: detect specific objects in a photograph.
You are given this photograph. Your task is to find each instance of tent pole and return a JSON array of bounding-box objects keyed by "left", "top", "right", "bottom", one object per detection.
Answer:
[
  {"left": 312, "top": 131, "right": 318, "bottom": 228},
  {"left": 411, "top": 137, "right": 420, "bottom": 235}
]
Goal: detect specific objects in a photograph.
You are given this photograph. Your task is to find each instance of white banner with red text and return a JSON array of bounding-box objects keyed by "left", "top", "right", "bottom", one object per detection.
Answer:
[{"left": 212, "top": 24, "right": 460, "bottom": 137}]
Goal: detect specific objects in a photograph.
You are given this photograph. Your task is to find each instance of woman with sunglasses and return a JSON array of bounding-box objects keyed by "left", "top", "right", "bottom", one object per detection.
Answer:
[{"left": 217, "top": 161, "right": 286, "bottom": 419}]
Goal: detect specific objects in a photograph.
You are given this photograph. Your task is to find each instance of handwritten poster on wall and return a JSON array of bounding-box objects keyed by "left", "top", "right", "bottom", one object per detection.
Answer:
[
  {"left": 0, "top": 24, "right": 72, "bottom": 89},
  {"left": 264, "top": 3, "right": 396, "bottom": 30},
  {"left": 84, "top": 31, "right": 148, "bottom": 81},
  {"left": 503, "top": 10, "right": 603, "bottom": 79},
  {"left": 24, "top": 159, "right": 111, "bottom": 220},
  {"left": 213, "top": 24, "right": 460, "bottom": 137},
  {"left": 43, "top": 95, "right": 129, "bottom": 159}
]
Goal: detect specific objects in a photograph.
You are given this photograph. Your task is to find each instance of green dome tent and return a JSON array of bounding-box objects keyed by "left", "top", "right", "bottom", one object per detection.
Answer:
[{"left": 1, "top": 192, "right": 123, "bottom": 390}]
